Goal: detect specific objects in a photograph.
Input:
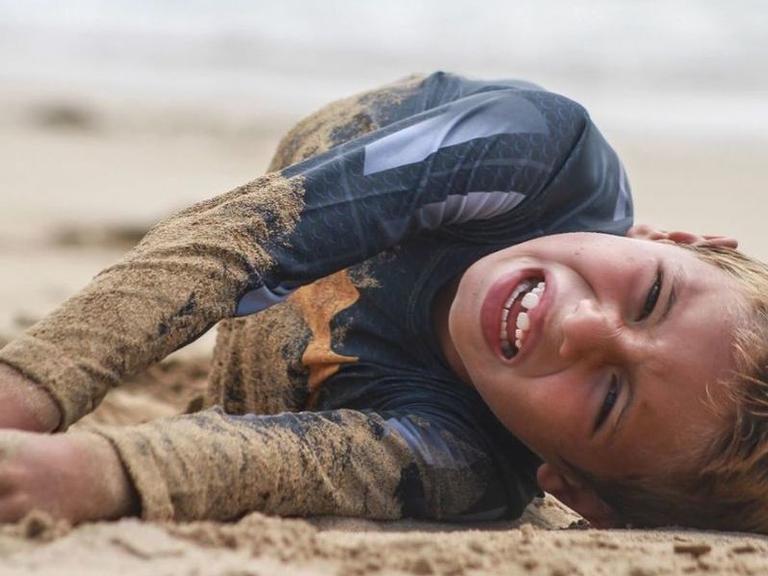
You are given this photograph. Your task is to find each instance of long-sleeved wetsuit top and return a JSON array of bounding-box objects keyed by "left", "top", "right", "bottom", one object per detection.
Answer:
[{"left": 0, "top": 72, "right": 633, "bottom": 522}]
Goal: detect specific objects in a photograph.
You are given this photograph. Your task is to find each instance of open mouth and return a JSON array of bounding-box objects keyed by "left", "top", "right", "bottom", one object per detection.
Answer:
[{"left": 499, "top": 276, "right": 546, "bottom": 359}]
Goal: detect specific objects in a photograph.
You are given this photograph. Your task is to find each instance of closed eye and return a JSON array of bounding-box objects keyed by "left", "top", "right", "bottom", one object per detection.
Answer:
[
  {"left": 637, "top": 267, "right": 663, "bottom": 321},
  {"left": 594, "top": 374, "right": 620, "bottom": 432}
]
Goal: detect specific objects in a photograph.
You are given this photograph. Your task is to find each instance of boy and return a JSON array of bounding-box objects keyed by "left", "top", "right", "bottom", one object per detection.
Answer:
[{"left": 0, "top": 72, "right": 759, "bottom": 530}]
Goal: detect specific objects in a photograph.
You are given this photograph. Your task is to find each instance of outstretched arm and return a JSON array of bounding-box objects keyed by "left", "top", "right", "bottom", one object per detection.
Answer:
[
  {"left": 0, "top": 173, "right": 305, "bottom": 430},
  {"left": 0, "top": 404, "right": 538, "bottom": 523},
  {"left": 0, "top": 86, "right": 601, "bottom": 430}
]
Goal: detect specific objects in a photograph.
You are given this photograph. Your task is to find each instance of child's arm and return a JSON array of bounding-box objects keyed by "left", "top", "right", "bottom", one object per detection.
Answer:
[
  {"left": 0, "top": 364, "right": 60, "bottom": 431},
  {"left": 0, "top": 87, "right": 618, "bottom": 430},
  {"left": 89, "top": 405, "right": 537, "bottom": 522}
]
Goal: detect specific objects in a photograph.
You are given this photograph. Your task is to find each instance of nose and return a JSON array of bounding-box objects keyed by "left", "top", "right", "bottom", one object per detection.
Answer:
[{"left": 558, "top": 298, "right": 625, "bottom": 363}]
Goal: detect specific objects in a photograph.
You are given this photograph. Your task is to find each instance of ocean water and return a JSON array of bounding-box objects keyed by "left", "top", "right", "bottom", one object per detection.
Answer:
[{"left": 0, "top": 0, "right": 766, "bottom": 137}]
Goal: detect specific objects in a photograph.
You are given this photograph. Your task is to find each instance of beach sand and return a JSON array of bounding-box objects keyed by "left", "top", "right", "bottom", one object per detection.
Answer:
[{"left": 1, "top": 97, "right": 768, "bottom": 575}]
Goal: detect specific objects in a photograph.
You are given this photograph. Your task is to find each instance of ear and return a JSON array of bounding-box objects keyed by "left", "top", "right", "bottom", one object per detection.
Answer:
[
  {"left": 537, "top": 463, "right": 618, "bottom": 529},
  {"left": 627, "top": 224, "right": 738, "bottom": 249}
]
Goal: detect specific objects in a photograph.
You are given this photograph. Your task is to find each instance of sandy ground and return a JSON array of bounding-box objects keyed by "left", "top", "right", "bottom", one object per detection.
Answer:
[{"left": 1, "top": 98, "right": 768, "bottom": 575}]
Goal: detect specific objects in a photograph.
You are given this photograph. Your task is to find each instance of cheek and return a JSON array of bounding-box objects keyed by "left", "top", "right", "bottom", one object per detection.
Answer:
[
  {"left": 448, "top": 289, "right": 491, "bottom": 363},
  {"left": 452, "top": 259, "right": 500, "bottom": 320},
  {"left": 473, "top": 372, "right": 589, "bottom": 455}
]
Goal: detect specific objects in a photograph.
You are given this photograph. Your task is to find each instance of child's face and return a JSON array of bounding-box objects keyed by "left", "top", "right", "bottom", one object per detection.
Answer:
[{"left": 447, "top": 231, "right": 746, "bottom": 501}]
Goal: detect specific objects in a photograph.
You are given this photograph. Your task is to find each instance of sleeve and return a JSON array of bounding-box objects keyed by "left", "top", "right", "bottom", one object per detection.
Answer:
[
  {"left": 0, "top": 87, "right": 595, "bottom": 429},
  {"left": 260, "top": 87, "right": 593, "bottom": 304},
  {"left": 90, "top": 405, "right": 539, "bottom": 522}
]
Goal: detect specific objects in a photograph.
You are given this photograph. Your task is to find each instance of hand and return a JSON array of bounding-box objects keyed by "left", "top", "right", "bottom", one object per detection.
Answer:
[
  {"left": 627, "top": 224, "right": 739, "bottom": 249},
  {"left": 0, "top": 364, "right": 61, "bottom": 432},
  {"left": 0, "top": 430, "right": 139, "bottom": 524}
]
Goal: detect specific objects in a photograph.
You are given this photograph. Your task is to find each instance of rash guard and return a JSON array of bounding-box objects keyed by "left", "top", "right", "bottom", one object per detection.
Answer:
[{"left": 0, "top": 72, "right": 632, "bottom": 522}]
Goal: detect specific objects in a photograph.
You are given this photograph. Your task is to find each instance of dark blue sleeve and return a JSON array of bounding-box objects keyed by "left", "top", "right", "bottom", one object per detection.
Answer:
[
  {"left": 371, "top": 407, "right": 540, "bottom": 521},
  {"left": 238, "top": 85, "right": 627, "bottom": 314},
  {"left": 312, "top": 372, "right": 542, "bottom": 521}
]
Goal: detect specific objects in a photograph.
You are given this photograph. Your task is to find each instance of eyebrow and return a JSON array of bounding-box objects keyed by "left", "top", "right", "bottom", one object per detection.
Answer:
[{"left": 610, "top": 263, "right": 679, "bottom": 442}]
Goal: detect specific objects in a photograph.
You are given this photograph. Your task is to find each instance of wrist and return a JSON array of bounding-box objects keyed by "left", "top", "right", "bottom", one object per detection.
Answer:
[
  {"left": 75, "top": 433, "right": 142, "bottom": 520},
  {"left": 0, "top": 363, "right": 62, "bottom": 432}
]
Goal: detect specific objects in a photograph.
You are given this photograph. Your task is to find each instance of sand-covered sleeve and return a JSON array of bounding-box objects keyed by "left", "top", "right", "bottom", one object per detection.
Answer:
[
  {"left": 0, "top": 174, "right": 305, "bottom": 430},
  {"left": 0, "top": 85, "right": 592, "bottom": 429},
  {"left": 90, "top": 406, "right": 533, "bottom": 522}
]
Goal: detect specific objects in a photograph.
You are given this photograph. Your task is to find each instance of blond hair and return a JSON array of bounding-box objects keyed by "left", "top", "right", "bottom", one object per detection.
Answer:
[{"left": 580, "top": 244, "right": 768, "bottom": 532}]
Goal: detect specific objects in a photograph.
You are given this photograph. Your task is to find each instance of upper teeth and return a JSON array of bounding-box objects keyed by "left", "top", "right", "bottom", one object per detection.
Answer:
[{"left": 500, "top": 280, "right": 545, "bottom": 357}]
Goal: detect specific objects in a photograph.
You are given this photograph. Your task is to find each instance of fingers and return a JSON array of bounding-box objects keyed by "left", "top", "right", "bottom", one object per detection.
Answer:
[
  {"left": 0, "top": 493, "right": 33, "bottom": 524},
  {"left": 672, "top": 231, "right": 739, "bottom": 249},
  {"left": 0, "top": 453, "right": 32, "bottom": 523},
  {"left": 0, "top": 431, "right": 54, "bottom": 524},
  {"left": 628, "top": 224, "right": 739, "bottom": 250},
  {"left": 701, "top": 235, "right": 739, "bottom": 249},
  {"left": 626, "top": 224, "right": 666, "bottom": 241}
]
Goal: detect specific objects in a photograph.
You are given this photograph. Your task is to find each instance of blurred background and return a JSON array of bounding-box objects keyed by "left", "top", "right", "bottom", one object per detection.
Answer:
[{"left": 0, "top": 0, "right": 766, "bottom": 344}]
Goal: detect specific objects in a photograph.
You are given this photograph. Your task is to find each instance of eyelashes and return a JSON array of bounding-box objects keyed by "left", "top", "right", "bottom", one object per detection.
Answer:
[
  {"left": 637, "top": 268, "right": 663, "bottom": 321},
  {"left": 594, "top": 373, "right": 620, "bottom": 431}
]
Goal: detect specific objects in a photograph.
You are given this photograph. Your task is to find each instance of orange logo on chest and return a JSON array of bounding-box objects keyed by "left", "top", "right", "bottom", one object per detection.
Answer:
[{"left": 289, "top": 270, "right": 360, "bottom": 391}]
